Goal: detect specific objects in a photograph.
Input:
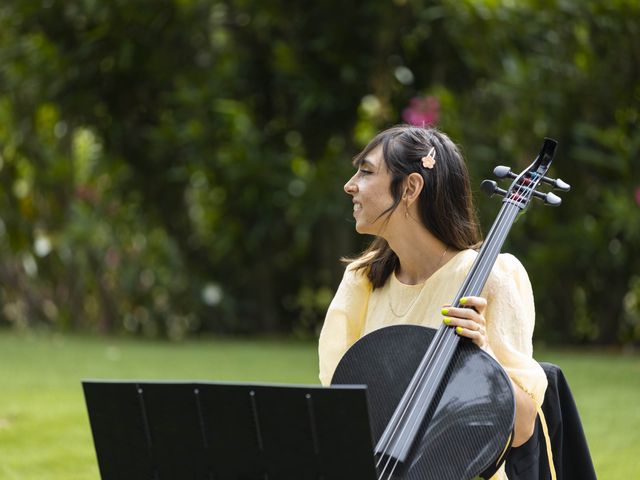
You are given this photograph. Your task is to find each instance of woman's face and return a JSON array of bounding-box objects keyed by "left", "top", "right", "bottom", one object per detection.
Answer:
[{"left": 343, "top": 146, "right": 397, "bottom": 236}]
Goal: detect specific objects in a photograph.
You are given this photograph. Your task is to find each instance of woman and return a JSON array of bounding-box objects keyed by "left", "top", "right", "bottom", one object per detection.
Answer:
[{"left": 318, "top": 125, "right": 548, "bottom": 479}]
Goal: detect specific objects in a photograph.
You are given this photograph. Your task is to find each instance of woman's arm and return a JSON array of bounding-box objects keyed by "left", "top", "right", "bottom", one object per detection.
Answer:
[
  {"left": 318, "top": 264, "right": 371, "bottom": 385},
  {"left": 511, "top": 380, "right": 537, "bottom": 447}
]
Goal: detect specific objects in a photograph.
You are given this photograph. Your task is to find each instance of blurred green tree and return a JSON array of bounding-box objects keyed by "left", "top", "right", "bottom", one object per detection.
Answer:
[{"left": 0, "top": 0, "right": 637, "bottom": 344}]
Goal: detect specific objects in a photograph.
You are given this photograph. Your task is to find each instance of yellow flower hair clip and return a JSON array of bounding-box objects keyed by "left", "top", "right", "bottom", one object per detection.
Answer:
[{"left": 421, "top": 147, "right": 436, "bottom": 169}]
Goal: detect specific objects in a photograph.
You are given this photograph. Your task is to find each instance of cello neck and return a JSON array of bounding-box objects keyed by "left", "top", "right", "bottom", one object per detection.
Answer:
[{"left": 451, "top": 200, "right": 521, "bottom": 306}]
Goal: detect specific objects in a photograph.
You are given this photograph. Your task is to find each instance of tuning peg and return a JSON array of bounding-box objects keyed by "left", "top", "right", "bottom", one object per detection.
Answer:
[
  {"left": 494, "top": 165, "right": 570, "bottom": 192},
  {"left": 540, "top": 175, "right": 571, "bottom": 191},
  {"left": 532, "top": 190, "right": 562, "bottom": 206},
  {"left": 481, "top": 180, "right": 508, "bottom": 198},
  {"left": 493, "top": 166, "right": 517, "bottom": 179}
]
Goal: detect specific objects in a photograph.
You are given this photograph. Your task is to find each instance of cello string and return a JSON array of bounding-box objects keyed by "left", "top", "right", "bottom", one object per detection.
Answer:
[
  {"left": 377, "top": 203, "right": 516, "bottom": 476},
  {"left": 380, "top": 166, "right": 538, "bottom": 476},
  {"left": 383, "top": 201, "right": 520, "bottom": 475},
  {"left": 377, "top": 455, "right": 391, "bottom": 479},
  {"left": 377, "top": 197, "right": 517, "bottom": 475},
  {"left": 387, "top": 456, "right": 401, "bottom": 480}
]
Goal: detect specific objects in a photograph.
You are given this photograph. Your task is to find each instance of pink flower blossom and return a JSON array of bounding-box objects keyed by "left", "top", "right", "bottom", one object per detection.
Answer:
[
  {"left": 635, "top": 186, "right": 640, "bottom": 207},
  {"left": 402, "top": 96, "right": 440, "bottom": 127}
]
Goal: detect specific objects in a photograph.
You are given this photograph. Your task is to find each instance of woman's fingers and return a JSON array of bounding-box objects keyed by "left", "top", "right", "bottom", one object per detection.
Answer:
[
  {"left": 458, "top": 295, "right": 487, "bottom": 314},
  {"left": 441, "top": 296, "right": 488, "bottom": 349},
  {"left": 454, "top": 326, "right": 487, "bottom": 347},
  {"left": 441, "top": 298, "right": 486, "bottom": 324},
  {"left": 442, "top": 315, "right": 483, "bottom": 332}
]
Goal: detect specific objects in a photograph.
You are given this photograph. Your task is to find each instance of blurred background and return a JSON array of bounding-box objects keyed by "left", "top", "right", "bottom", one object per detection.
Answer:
[
  {"left": 1, "top": 0, "right": 638, "bottom": 346},
  {"left": 1, "top": 1, "right": 639, "bottom": 479}
]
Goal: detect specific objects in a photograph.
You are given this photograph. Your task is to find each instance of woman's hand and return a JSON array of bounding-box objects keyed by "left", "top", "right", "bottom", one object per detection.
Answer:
[{"left": 441, "top": 296, "right": 491, "bottom": 352}]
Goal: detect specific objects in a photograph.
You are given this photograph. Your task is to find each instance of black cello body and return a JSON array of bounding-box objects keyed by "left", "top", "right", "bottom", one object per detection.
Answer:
[
  {"left": 330, "top": 138, "right": 567, "bottom": 479},
  {"left": 332, "top": 325, "right": 514, "bottom": 479}
]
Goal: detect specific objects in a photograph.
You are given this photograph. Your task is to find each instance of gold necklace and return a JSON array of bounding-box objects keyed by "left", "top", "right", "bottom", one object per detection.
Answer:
[{"left": 388, "top": 247, "right": 448, "bottom": 317}]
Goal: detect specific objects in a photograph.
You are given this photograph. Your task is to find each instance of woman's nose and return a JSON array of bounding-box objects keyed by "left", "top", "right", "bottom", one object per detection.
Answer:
[{"left": 344, "top": 175, "right": 358, "bottom": 195}]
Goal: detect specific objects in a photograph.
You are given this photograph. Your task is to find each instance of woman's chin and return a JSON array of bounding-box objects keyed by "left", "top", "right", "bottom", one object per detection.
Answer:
[{"left": 354, "top": 223, "right": 373, "bottom": 235}]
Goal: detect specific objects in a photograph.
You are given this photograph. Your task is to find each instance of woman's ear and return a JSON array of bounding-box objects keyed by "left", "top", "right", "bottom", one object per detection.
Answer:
[{"left": 404, "top": 172, "right": 424, "bottom": 205}]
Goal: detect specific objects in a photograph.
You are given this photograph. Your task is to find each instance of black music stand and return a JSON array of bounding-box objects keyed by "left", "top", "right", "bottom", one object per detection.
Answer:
[{"left": 83, "top": 380, "right": 377, "bottom": 480}]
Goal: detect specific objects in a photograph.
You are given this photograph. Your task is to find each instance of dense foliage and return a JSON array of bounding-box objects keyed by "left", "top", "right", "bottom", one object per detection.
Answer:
[{"left": 0, "top": 0, "right": 638, "bottom": 344}]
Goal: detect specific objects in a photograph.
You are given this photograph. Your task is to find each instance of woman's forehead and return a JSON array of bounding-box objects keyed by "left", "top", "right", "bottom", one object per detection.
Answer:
[{"left": 353, "top": 144, "right": 384, "bottom": 167}]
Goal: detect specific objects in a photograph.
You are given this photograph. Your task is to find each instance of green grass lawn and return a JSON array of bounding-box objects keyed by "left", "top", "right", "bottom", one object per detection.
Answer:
[{"left": 0, "top": 331, "right": 638, "bottom": 479}]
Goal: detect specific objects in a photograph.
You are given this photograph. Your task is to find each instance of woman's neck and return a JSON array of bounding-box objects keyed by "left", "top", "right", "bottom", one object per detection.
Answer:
[{"left": 386, "top": 225, "right": 453, "bottom": 285}]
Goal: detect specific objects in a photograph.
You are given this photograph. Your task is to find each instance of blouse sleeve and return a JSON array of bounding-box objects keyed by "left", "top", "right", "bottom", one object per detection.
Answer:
[
  {"left": 483, "top": 253, "right": 548, "bottom": 406},
  {"left": 318, "top": 263, "right": 372, "bottom": 386}
]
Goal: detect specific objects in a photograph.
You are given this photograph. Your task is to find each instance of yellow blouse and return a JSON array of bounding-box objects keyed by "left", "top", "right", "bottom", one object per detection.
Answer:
[{"left": 318, "top": 249, "right": 549, "bottom": 480}]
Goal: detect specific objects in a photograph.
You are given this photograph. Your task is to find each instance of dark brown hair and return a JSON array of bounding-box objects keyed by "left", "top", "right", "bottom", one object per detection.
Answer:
[{"left": 348, "top": 125, "right": 481, "bottom": 288}]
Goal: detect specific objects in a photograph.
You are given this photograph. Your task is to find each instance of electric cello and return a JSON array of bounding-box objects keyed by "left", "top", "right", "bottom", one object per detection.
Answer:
[{"left": 331, "top": 138, "right": 570, "bottom": 479}]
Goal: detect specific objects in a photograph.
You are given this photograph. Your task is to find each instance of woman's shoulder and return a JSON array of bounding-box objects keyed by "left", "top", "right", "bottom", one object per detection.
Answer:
[
  {"left": 331, "top": 251, "right": 372, "bottom": 287},
  {"left": 328, "top": 254, "right": 374, "bottom": 310},
  {"left": 494, "top": 252, "right": 529, "bottom": 278},
  {"left": 486, "top": 252, "right": 532, "bottom": 297}
]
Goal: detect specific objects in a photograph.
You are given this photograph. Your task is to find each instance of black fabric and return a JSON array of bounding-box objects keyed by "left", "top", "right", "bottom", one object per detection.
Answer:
[
  {"left": 505, "top": 362, "right": 597, "bottom": 480},
  {"left": 505, "top": 419, "right": 544, "bottom": 479}
]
